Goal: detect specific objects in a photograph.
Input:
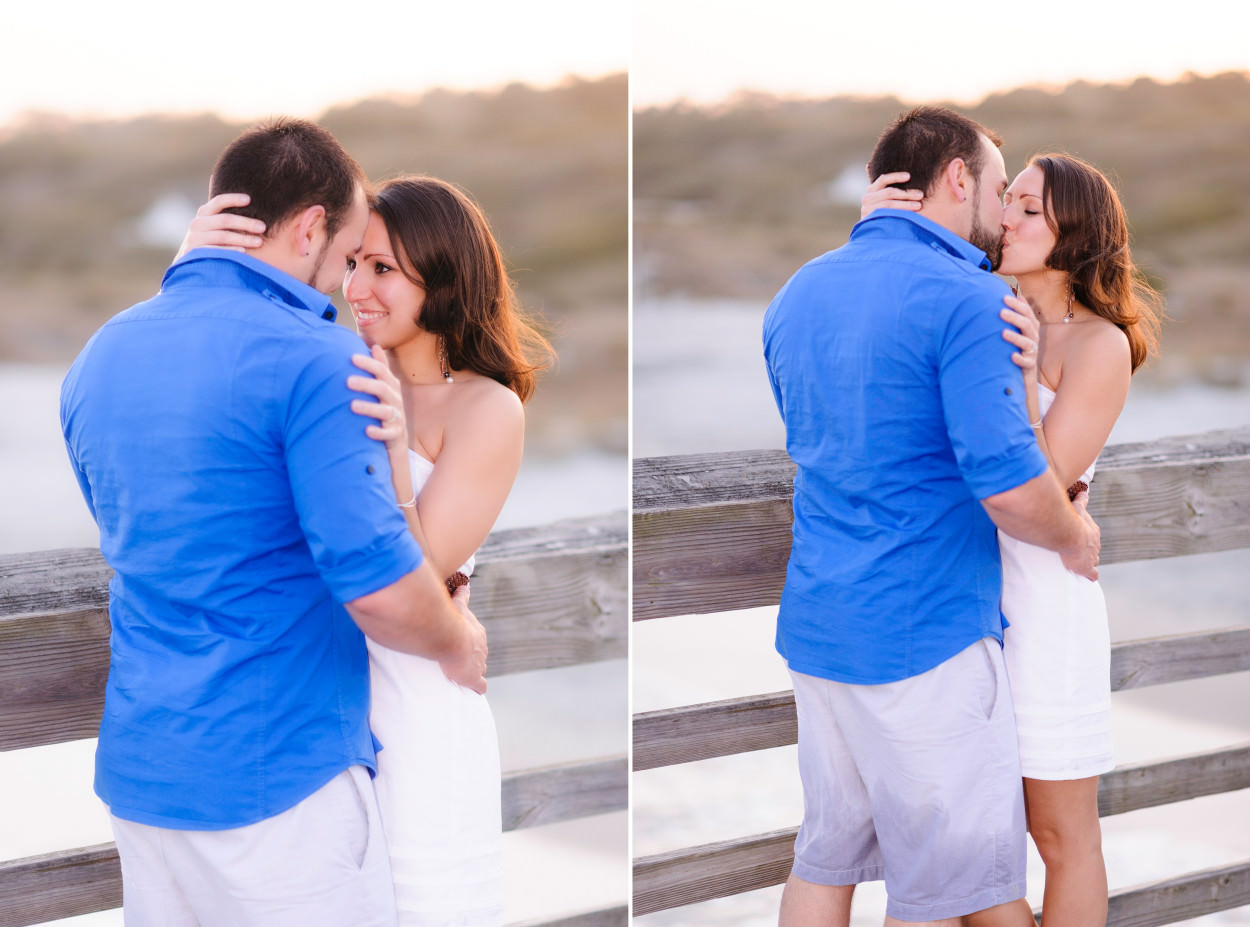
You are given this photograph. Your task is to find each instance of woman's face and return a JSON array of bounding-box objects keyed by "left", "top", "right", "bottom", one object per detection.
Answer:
[
  {"left": 998, "top": 165, "right": 1057, "bottom": 278},
  {"left": 343, "top": 213, "right": 427, "bottom": 348}
]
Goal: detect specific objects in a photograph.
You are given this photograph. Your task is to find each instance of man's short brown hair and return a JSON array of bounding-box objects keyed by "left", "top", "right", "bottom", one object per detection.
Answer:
[
  {"left": 867, "top": 106, "right": 1001, "bottom": 195},
  {"left": 209, "top": 118, "right": 365, "bottom": 239}
]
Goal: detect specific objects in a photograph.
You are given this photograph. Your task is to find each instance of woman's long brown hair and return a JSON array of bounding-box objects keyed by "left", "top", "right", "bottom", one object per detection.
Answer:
[
  {"left": 1033, "top": 153, "right": 1163, "bottom": 372},
  {"left": 371, "top": 175, "right": 554, "bottom": 401}
]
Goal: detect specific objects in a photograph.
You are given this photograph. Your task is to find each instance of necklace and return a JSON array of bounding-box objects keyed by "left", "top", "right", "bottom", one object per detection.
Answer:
[{"left": 1039, "top": 290, "right": 1075, "bottom": 325}]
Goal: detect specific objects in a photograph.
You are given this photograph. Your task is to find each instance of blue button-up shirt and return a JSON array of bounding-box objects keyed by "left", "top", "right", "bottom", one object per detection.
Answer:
[
  {"left": 763, "top": 211, "right": 1047, "bottom": 684},
  {"left": 61, "top": 249, "right": 422, "bottom": 829}
]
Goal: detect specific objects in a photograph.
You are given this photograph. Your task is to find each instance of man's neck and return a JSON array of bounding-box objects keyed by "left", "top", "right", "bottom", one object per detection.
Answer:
[
  {"left": 915, "top": 200, "right": 971, "bottom": 244},
  {"left": 245, "top": 241, "right": 311, "bottom": 288}
]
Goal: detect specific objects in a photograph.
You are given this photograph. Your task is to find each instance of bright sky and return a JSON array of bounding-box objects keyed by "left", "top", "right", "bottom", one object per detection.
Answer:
[
  {"left": 11, "top": 3, "right": 1243, "bottom": 123},
  {"left": 4, "top": 0, "right": 628, "bottom": 126},
  {"left": 632, "top": 0, "right": 1249, "bottom": 107}
]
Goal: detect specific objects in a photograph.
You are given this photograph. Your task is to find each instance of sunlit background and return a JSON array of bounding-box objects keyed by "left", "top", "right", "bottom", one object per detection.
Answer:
[
  {"left": 5, "top": 0, "right": 626, "bottom": 124},
  {"left": 632, "top": 2, "right": 1250, "bottom": 925},
  {"left": 632, "top": 0, "right": 1248, "bottom": 108},
  {"left": 1, "top": 3, "right": 627, "bottom": 925}
]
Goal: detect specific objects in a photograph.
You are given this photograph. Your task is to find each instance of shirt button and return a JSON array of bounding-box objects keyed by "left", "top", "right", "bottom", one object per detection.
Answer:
[{"left": 322, "top": 309, "right": 334, "bottom": 320}]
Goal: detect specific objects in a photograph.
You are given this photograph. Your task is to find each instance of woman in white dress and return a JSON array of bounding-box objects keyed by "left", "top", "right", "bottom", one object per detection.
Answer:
[
  {"left": 865, "top": 154, "right": 1162, "bottom": 926},
  {"left": 184, "top": 176, "right": 552, "bottom": 926}
]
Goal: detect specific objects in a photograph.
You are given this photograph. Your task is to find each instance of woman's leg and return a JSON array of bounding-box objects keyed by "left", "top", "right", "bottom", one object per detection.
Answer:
[
  {"left": 778, "top": 874, "right": 853, "bottom": 927},
  {"left": 1023, "top": 776, "right": 1107, "bottom": 927},
  {"left": 960, "top": 898, "right": 1037, "bottom": 927}
]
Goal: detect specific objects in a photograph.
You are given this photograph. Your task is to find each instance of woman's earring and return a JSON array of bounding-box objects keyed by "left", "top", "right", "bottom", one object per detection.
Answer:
[{"left": 438, "top": 337, "right": 454, "bottom": 384}]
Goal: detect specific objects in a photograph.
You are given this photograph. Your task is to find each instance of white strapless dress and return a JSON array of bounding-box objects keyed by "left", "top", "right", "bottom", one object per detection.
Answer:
[
  {"left": 368, "top": 450, "right": 503, "bottom": 926},
  {"left": 999, "top": 383, "right": 1114, "bottom": 780}
]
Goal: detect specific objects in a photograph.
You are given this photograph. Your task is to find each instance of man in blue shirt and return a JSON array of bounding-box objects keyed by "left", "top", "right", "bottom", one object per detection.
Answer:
[
  {"left": 763, "top": 107, "right": 1100, "bottom": 926},
  {"left": 61, "top": 119, "right": 485, "bottom": 926}
]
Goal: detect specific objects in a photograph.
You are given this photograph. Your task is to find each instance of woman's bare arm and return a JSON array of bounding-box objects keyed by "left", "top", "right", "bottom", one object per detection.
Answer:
[
  {"left": 1038, "top": 322, "right": 1132, "bottom": 489},
  {"left": 415, "top": 382, "right": 525, "bottom": 579}
]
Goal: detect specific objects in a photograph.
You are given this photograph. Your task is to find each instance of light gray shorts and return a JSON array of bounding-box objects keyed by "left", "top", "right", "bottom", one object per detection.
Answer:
[
  {"left": 110, "top": 765, "right": 398, "bottom": 927},
  {"left": 790, "top": 638, "right": 1027, "bottom": 921}
]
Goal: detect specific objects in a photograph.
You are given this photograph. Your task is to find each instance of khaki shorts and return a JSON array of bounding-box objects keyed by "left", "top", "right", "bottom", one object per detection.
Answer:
[
  {"left": 790, "top": 638, "right": 1027, "bottom": 921},
  {"left": 110, "top": 765, "right": 397, "bottom": 927}
]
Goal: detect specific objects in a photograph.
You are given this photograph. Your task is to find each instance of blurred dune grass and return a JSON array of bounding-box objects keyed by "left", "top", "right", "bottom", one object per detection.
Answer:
[
  {"left": 0, "top": 73, "right": 627, "bottom": 455},
  {"left": 634, "top": 71, "right": 1250, "bottom": 388}
]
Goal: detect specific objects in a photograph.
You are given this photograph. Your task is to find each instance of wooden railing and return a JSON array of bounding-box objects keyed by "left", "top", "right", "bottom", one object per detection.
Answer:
[
  {"left": 633, "top": 427, "right": 1250, "bottom": 925},
  {"left": 0, "top": 511, "right": 628, "bottom": 927}
]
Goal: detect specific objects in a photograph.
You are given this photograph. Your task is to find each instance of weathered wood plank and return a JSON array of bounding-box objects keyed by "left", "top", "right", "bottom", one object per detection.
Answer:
[
  {"left": 0, "top": 607, "right": 111, "bottom": 750},
  {"left": 1105, "top": 858, "right": 1250, "bottom": 927},
  {"left": 0, "top": 548, "right": 110, "bottom": 620},
  {"left": 633, "top": 451, "right": 794, "bottom": 621},
  {"left": 633, "top": 427, "right": 1250, "bottom": 620},
  {"left": 509, "top": 904, "right": 628, "bottom": 927},
  {"left": 633, "top": 628, "right": 1250, "bottom": 770},
  {"left": 1100, "top": 743, "right": 1250, "bottom": 817},
  {"left": 472, "top": 513, "right": 628, "bottom": 675},
  {"left": 0, "top": 513, "right": 626, "bottom": 752},
  {"left": 1094, "top": 429, "right": 1250, "bottom": 566},
  {"left": 633, "top": 828, "right": 796, "bottom": 916},
  {"left": 1111, "top": 626, "right": 1250, "bottom": 691},
  {"left": 503, "top": 756, "right": 627, "bottom": 830},
  {"left": 633, "top": 691, "right": 795, "bottom": 771},
  {"left": 0, "top": 842, "right": 121, "bottom": 927}
]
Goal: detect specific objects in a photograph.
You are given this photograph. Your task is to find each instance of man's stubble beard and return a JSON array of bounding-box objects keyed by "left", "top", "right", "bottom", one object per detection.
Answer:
[
  {"left": 968, "top": 177, "right": 1003, "bottom": 271},
  {"left": 306, "top": 239, "right": 335, "bottom": 295}
]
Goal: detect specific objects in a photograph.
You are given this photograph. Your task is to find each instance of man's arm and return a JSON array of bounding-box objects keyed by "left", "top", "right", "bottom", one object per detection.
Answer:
[
  {"left": 345, "top": 560, "right": 489, "bottom": 693},
  {"left": 281, "top": 337, "right": 487, "bottom": 691},
  {"left": 982, "top": 471, "right": 1101, "bottom": 580}
]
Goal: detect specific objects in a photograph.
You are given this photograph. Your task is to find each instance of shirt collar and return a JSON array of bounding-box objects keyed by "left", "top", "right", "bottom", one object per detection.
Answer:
[
  {"left": 851, "top": 210, "right": 994, "bottom": 272},
  {"left": 162, "top": 248, "right": 339, "bottom": 322}
]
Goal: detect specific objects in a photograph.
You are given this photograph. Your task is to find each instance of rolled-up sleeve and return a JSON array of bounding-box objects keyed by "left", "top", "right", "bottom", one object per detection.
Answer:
[
  {"left": 283, "top": 335, "right": 422, "bottom": 603},
  {"left": 938, "top": 288, "right": 1048, "bottom": 500}
]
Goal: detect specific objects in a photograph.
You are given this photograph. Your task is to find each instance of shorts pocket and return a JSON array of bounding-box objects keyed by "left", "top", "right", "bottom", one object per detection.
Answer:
[
  {"left": 343, "top": 766, "right": 373, "bottom": 870},
  {"left": 977, "top": 638, "right": 1000, "bottom": 722}
]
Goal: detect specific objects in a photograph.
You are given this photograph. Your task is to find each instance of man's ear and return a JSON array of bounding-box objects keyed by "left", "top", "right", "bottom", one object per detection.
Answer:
[
  {"left": 291, "top": 204, "right": 327, "bottom": 257},
  {"left": 942, "top": 158, "right": 970, "bottom": 204}
]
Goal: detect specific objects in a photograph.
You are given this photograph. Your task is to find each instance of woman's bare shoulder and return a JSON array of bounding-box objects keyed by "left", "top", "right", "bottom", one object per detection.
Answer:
[
  {"left": 445, "top": 372, "right": 525, "bottom": 434},
  {"left": 1077, "top": 313, "right": 1130, "bottom": 358},
  {"left": 1060, "top": 313, "right": 1130, "bottom": 390}
]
